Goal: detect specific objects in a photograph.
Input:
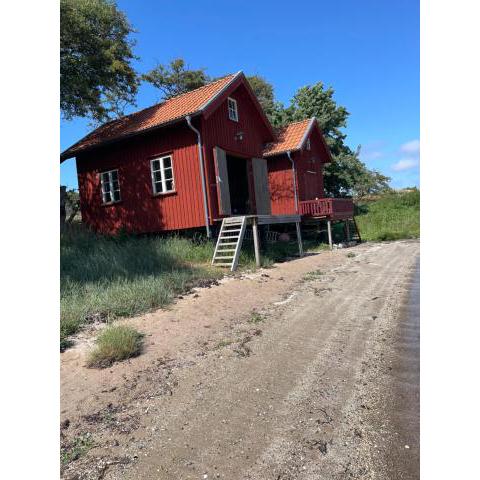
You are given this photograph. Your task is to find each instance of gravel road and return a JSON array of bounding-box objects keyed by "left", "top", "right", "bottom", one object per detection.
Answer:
[{"left": 61, "top": 240, "right": 419, "bottom": 480}]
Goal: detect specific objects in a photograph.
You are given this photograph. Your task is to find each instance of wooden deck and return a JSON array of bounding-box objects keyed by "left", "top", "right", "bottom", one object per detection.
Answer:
[{"left": 299, "top": 198, "right": 354, "bottom": 220}]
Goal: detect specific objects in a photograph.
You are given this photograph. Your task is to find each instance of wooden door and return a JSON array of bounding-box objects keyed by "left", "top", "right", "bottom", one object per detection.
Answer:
[
  {"left": 214, "top": 147, "right": 232, "bottom": 216},
  {"left": 252, "top": 158, "right": 272, "bottom": 215}
]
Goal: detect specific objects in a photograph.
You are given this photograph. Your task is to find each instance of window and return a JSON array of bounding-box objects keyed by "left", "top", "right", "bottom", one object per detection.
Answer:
[
  {"left": 151, "top": 155, "right": 175, "bottom": 194},
  {"left": 100, "top": 169, "right": 121, "bottom": 204},
  {"left": 227, "top": 97, "right": 238, "bottom": 121},
  {"left": 306, "top": 138, "right": 311, "bottom": 150}
]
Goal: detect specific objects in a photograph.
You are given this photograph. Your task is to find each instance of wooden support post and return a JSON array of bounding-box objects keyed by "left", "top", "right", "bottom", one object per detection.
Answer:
[
  {"left": 252, "top": 217, "right": 261, "bottom": 268},
  {"left": 353, "top": 216, "right": 362, "bottom": 243},
  {"left": 295, "top": 221, "right": 304, "bottom": 257},
  {"left": 327, "top": 220, "right": 333, "bottom": 250},
  {"left": 345, "top": 219, "right": 351, "bottom": 242}
]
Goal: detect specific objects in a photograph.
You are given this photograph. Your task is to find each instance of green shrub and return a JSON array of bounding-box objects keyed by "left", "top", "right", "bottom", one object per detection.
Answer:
[{"left": 87, "top": 325, "right": 144, "bottom": 368}]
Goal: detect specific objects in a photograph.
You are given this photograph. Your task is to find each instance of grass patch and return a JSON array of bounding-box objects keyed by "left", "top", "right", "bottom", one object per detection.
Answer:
[
  {"left": 355, "top": 189, "right": 419, "bottom": 242},
  {"left": 61, "top": 225, "right": 331, "bottom": 348},
  {"left": 303, "top": 269, "right": 325, "bottom": 281},
  {"left": 61, "top": 225, "right": 223, "bottom": 347},
  {"left": 248, "top": 312, "right": 265, "bottom": 324},
  {"left": 215, "top": 339, "right": 234, "bottom": 350},
  {"left": 86, "top": 325, "right": 144, "bottom": 368},
  {"left": 61, "top": 433, "right": 94, "bottom": 465}
]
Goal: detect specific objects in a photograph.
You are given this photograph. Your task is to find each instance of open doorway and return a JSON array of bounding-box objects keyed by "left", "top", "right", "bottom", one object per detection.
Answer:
[{"left": 226, "top": 155, "right": 250, "bottom": 215}]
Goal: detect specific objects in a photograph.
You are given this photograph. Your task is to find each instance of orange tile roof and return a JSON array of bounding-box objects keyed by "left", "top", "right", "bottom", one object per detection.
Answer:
[
  {"left": 263, "top": 118, "right": 312, "bottom": 157},
  {"left": 61, "top": 74, "right": 238, "bottom": 159}
]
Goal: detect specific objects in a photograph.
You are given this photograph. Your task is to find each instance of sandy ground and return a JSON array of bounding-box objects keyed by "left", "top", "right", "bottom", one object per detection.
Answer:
[{"left": 60, "top": 240, "right": 420, "bottom": 480}]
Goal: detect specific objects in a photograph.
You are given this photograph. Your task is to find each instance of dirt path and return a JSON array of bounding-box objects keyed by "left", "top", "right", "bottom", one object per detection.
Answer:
[{"left": 61, "top": 240, "right": 419, "bottom": 480}]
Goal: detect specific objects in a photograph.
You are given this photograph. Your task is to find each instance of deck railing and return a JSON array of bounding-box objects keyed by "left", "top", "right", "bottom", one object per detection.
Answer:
[{"left": 299, "top": 198, "right": 354, "bottom": 219}]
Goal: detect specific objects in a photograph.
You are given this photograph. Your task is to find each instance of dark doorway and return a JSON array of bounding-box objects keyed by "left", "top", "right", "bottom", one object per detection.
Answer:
[{"left": 226, "top": 155, "right": 250, "bottom": 215}]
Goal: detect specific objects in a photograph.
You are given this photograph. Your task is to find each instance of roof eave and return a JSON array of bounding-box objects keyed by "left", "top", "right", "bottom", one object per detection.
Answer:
[
  {"left": 263, "top": 147, "right": 301, "bottom": 158},
  {"left": 60, "top": 111, "right": 203, "bottom": 162}
]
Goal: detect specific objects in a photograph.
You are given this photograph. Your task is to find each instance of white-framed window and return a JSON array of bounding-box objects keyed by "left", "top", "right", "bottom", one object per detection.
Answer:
[
  {"left": 227, "top": 97, "right": 238, "bottom": 121},
  {"left": 100, "top": 169, "right": 121, "bottom": 204},
  {"left": 306, "top": 138, "right": 311, "bottom": 150},
  {"left": 151, "top": 155, "right": 175, "bottom": 194}
]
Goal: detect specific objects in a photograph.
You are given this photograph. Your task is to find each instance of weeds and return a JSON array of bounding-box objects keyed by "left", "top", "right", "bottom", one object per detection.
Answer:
[
  {"left": 303, "top": 269, "right": 325, "bottom": 281},
  {"left": 248, "top": 312, "right": 265, "bottom": 324},
  {"left": 215, "top": 339, "right": 233, "bottom": 350},
  {"left": 86, "top": 325, "right": 144, "bottom": 368},
  {"left": 61, "top": 433, "right": 94, "bottom": 465},
  {"left": 346, "top": 252, "right": 356, "bottom": 258}
]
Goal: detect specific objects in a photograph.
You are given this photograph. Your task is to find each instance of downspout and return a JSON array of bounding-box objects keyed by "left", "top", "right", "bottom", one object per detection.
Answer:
[
  {"left": 287, "top": 150, "right": 299, "bottom": 213},
  {"left": 186, "top": 115, "right": 211, "bottom": 238}
]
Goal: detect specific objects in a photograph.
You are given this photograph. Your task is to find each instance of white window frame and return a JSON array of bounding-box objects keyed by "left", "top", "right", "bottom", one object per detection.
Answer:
[
  {"left": 227, "top": 97, "right": 238, "bottom": 122},
  {"left": 100, "top": 169, "right": 121, "bottom": 204},
  {"left": 151, "top": 155, "right": 175, "bottom": 195},
  {"left": 306, "top": 138, "right": 311, "bottom": 150}
]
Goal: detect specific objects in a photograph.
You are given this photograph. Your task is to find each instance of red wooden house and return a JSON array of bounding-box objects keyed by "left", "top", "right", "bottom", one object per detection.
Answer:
[{"left": 61, "top": 71, "right": 355, "bottom": 245}]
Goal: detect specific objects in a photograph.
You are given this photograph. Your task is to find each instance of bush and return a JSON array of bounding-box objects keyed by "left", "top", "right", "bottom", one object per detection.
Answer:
[{"left": 87, "top": 325, "right": 144, "bottom": 368}]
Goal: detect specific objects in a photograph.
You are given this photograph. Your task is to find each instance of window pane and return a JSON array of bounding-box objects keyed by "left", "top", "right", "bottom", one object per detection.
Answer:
[
  {"left": 103, "top": 182, "right": 111, "bottom": 192},
  {"left": 154, "top": 181, "right": 163, "bottom": 193},
  {"left": 113, "top": 190, "right": 121, "bottom": 202},
  {"left": 163, "top": 156, "right": 171, "bottom": 168},
  {"left": 103, "top": 191, "right": 111, "bottom": 203},
  {"left": 101, "top": 172, "right": 109, "bottom": 183},
  {"left": 163, "top": 167, "right": 173, "bottom": 180},
  {"left": 165, "top": 180, "right": 174, "bottom": 191},
  {"left": 112, "top": 180, "right": 119, "bottom": 191},
  {"left": 111, "top": 170, "right": 118, "bottom": 181},
  {"left": 152, "top": 160, "right": 160, "bottom": 171},
  {"left": 154, "top": 171, "right": 162, "bottom": 182}
]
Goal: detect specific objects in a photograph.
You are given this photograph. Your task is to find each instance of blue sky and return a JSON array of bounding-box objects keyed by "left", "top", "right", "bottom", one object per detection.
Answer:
[{"left": 60, "top": 0, "right": 419, "bottom": 190}]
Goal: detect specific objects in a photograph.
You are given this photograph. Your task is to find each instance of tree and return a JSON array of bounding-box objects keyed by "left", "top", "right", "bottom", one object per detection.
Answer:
[
  {"left": 142, "top": 59, "right": 209, "bottom": 100},
  {"left": 276, "top": 82, "right": 391, "bottom": 197},
  {"left": 60, "top": 0, "right": 138, "bottom": 123},
  {"left": 246, "top": 75, "right": 275, "bottom": 119}
]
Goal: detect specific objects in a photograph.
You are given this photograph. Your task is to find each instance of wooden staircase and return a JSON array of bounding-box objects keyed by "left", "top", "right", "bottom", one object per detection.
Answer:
[{"left": 212, "top": 216, "right": 247, "bottom": 271}]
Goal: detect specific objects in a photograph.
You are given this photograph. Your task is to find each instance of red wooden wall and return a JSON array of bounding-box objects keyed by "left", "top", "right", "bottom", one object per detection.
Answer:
[
  {"left": 267, "top": 126, "right": 329, "bottom": 215},
  {"left": 76, "top": 122, "right": 205, "bottom": 234},
  {"left": 201, "top": 82, "right": 273, "bottom": 220}
]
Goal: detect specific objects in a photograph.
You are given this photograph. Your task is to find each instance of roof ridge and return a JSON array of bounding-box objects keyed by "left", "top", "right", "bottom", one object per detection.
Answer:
[
  {"left": 272, "top": 118, "right": 313, "bottom": 133},
  {"left": 283, "top": 118, "right": 313, "bottom": 127},
  {"left": 107, "top": 73, "right": 237, "bottom": 123}
]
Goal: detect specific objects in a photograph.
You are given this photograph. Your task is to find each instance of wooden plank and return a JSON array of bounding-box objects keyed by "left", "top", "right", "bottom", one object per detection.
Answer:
[
  {"left": 213, "top": 147, "right": 231, "bottom": 216},
  {"left": 295, "top": 221, "right": 304, "bottom": 257},
  {"left": 327, "top": 220, "right": 333, "bottom": 250},
  {"left": 231, "top": 216, "right": 247, "bottom": 271},
  {"left": 257, "top": 214, "right": 301, "bottom": 225},
  {"left": 252, "top": 158, "right": 272, "bottom": 215}
]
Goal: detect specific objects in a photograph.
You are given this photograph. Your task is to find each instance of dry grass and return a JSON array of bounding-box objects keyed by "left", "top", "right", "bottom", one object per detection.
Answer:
[{"left": 87, "top": 325, "right": 144, "bottom": 368}]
